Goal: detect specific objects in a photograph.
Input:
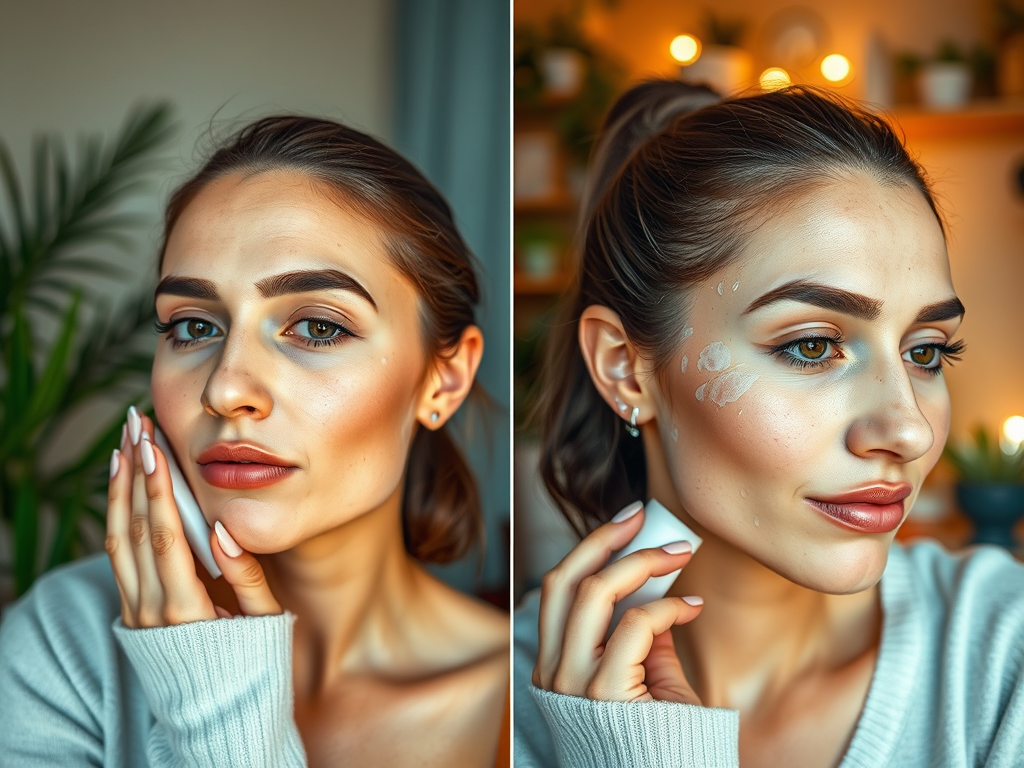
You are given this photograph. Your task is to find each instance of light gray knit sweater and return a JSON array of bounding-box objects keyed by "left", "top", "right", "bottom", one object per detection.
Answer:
[
  {"left": 514, "top": 542, "right": 1024, "bottom": 767},
  {"left": 0, "top": 554, "right": 306, "bottom": 767}
]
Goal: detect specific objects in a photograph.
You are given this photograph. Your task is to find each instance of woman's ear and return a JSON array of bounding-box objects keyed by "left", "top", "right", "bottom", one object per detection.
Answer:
[
  {"left": 416, "top": 325, "right": 483, "bottom": 429},
  {"left": 578, "top": 305, "right": 656, "bottom": 428}
]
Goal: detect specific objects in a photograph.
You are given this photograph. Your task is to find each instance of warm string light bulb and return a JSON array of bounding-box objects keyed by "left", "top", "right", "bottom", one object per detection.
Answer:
[
  {"left": 821, "top": 53, "right": 852, "bottom": 83},
  {"left": 670, "top": 34, "right": 701, "bottom": 65},
  {"left": 759, "top": 67, "right": 791, "bottom": 91},
  {"left": 1002, "top": 415, "right": 1024, "bottom": 454}
]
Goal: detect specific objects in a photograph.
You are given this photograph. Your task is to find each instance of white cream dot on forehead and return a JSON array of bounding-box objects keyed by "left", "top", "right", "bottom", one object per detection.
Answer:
[
  {"left": 381, "top": 357, "right": 387, "bottom": 365},
  {"left": 732, "top": 281, "right": 740, "bottom": 291},
  {"left": 682, "top": 326, "right": 694, "bottom": 342},
  {"left": 680, "top": 355, "right": 688, "bottom": 373},
  {"left": 717, "top": 282, "right": 723, "bottom": 296},
  {"left": 697, "top": 342, "right": 730, "bottom": 372}
]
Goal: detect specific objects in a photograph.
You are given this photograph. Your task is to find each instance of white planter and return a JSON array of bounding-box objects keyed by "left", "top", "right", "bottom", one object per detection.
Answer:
[
  {"left": 918, "top": 62, "right": 972, "bottom": 110},
  {"left": 680, "top": 45, "right": 753, "bottom": 97},
  {"left": 540, "top": 48, "right": 585, "bottom": 98}
]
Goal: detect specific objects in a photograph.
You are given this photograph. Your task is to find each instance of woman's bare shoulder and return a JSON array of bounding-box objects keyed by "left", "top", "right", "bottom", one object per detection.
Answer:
[{"left": 412, "top": 570, "right": 509, "bottom": 673}]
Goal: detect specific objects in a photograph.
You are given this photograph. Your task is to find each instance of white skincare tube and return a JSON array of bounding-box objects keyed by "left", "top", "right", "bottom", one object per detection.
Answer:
[
  {"left": 152, "top": 427, "right": 222, "bottom": 579},
  {"left": 608, "top": 498, "right": 702, "bottom": 628}
]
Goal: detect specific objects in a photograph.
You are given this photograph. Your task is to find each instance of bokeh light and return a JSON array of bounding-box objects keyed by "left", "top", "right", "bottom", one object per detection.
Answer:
[
  {"left": 1002, "top": 415, "right": 1024, "bottom": 454},
  {"left": 759, "top": 67, "right": 791, "bottom": 91},
  {"left": 821, "top": 54, "right": 851, "bottom": 83},
  {"left": 670, "top": 34, "right": 701, "bottom": 65}
]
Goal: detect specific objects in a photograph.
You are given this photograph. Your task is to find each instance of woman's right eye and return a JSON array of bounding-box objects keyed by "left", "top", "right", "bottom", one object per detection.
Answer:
[
  {"left": 153, "top": 318, "right": 223, "bottom": 349},
  {"left": 770, "top": 335, "right": 844, "bottom": 370}
]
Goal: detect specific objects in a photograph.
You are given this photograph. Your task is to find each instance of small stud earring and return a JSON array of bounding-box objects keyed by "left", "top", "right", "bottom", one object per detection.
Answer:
[
  {"left": 430, "top": 411, "right": 440, "bottom": 424},
  {"left": 625, "top": 406, "right": 640, "bottom": 438}
]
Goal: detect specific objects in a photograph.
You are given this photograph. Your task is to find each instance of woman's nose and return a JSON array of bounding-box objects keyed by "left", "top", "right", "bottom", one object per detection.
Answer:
[
  {"left": 845, "top": 360, "right": 935, "bottom": 463},
  {"left": 200, "top": 331, "right": 274, "bottom": 419}
]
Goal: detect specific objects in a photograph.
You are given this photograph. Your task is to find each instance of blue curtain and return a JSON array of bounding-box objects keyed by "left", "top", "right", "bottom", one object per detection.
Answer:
[{"left": 394, "top": 0, "right": 510, "bottom": 597}]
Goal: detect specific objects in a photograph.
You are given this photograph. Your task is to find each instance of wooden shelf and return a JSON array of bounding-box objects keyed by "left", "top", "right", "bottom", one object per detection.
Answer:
[
  {"left": 887, "top": 100, "right": 1024, "bottom": 140},
  {"left": 514, "top": 271, "right": 573, "bottom": 296},
  {"left": 514, "top": 194, "right": 578, "bottom": 215}
]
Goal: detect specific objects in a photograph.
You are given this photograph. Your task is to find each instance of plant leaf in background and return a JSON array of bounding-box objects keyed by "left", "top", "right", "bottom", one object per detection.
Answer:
[
  {"left": 944, "top": 425, "right": 1024, "bottom": 484},
  {"left": 0, "top": 104, "right": 176, "bottom": 599}
]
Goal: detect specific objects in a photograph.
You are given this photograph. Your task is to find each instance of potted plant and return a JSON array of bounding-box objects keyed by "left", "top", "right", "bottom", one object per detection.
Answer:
[
  {"left": 0, "top": 105, "right": 176, "bottom": 602},
  {"left": 680, "top": 11, "right": 752, "bottom": 97},
  {"left": 918, "top": 41, "right": 973, "bottom": 110},
  {"left": 944, "top": 425, "right": 1024, "bottom": 548}
]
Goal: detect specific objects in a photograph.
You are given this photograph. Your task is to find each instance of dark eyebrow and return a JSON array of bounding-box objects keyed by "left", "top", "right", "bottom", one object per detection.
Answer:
[
  {"left": 155, "top": 269, "right": 377, "bottom": 309},
  {"left": 154, "top": 276, "right": 219, "bottom": 301},
  {"left": 254, "top": 269, "right": 376, "bottom": 309},
  {"left": 914, "top": 297, "right": 965, "bottom": 323},
  {"left": 743, "top": 280, "right": 882, "bottom": 321}
]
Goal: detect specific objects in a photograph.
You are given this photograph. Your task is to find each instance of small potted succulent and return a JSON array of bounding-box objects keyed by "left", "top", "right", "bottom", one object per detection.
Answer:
[
  {"left": 918, "top": 41, "right": 973, "bottom": 110},
  {"left": 681, "top": 11, "right": 752, "bottom": 97},
  {"left": 944, "top": 425, "right": 1024, "bottom": 548}
]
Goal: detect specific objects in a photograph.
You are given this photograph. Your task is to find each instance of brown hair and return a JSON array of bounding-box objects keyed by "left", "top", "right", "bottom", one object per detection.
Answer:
[
  {"left": 538, "top": 80, "right": 945, "bottom": 537},
  {"left": 160, "top": 116, "right": 482, "bottom": 563}
]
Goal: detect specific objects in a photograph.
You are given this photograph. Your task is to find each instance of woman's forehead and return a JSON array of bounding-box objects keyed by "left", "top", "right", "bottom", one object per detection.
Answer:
[
  {"left": 160, "top": 170, "right": 411, "bottom": 302},
  {"left": 714, "top": 176, "right": 953, "bottom": 313}
]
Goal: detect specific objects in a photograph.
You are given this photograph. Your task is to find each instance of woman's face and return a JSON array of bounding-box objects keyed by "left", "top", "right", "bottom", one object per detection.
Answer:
[
  {"left": 153, "top": 170, "right": 429, "bottom": 553},
  {"left": 649, "top": 173, "right": 961, "bottom": 594}
]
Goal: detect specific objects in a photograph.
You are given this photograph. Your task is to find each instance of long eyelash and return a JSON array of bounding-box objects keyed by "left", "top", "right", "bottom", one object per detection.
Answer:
[
  {"left": 292, "top": 316, "right": 354, "bottom": 348},
  {"left": 768, "top": 332, "right": 845, "bottom": 369},
  {"left": 917, "top": 338, "right": 967, "bottom": 377},
  {"left": 153, "top": 317, "right": 215, "bottom": 349}
]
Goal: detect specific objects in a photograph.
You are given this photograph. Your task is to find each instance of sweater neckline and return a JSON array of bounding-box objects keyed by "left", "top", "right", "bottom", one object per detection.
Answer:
[{"left": 838, "top": 544, "right": 921, "bottom": 768}]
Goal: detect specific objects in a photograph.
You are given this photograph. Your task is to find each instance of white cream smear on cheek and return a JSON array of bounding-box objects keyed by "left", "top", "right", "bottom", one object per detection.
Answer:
[
  {"left": 697, "top": 342, "right": 731, "bottom": 372},
  {"left": 717, "top": 282, "right": 724, "bottom": 296},
  {"left": 693, "top": 342, "right": 758, "bottom": 407},
  {"left": 732, "top": 281, "right": 740, "bottom": 292},
  {"left": 680, "top": 326, "right": 694, "bottom": 372}
]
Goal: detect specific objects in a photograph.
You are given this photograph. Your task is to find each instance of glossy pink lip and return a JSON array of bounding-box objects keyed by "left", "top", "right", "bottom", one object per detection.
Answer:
[
  {"left": 197, "top": 443, "right": 297, "bottom": 489},
  {"left": 806, "top": 483, "right": 912, "bottom": 534}
]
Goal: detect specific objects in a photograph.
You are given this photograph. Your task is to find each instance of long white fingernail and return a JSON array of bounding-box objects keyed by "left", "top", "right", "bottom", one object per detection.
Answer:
[
  {"left": 127, "top": 406, "right": 142, "bottom": 445},
  {"left": 611, "top": 500, "right": 643, "bottom": 523},
  {"left": 110, "top": 449, "right": 120, "bottom": 479},
  {"left": 215, "top": 521, "right": 243, "bottom": 557},
  {"left": 140, "top": 438, "right": 156, "bottom": 475},
  {"left": 682, "top": 595, "right": 704, "bottom": 606},
  {"left": 662, "top": 540, "right": 692, "bottom": 555}
]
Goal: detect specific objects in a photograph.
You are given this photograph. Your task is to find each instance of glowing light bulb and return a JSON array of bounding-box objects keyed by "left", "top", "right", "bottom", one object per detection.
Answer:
[
  {"left": 759, "top": 67, "right": 791, "bottom": 91},
  {"left": 1002, "top": 415, "right": 1024, "bottom": 454},
  {"left": 821, "top": 54, "right": 851, "bottom": 83},
  {"left": 670, "top": 34, "right": 701, "bottom": 65}
]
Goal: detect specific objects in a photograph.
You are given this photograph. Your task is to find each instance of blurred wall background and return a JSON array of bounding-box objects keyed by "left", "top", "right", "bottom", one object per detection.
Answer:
[{"left": 0, "top": 0, "right": 509, "bottom": 604}]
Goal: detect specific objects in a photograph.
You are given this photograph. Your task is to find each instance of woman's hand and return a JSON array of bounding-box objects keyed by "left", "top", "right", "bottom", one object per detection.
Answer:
[
  {"left": 533, "top": 501, "right": 703, "bottom": 704},
  {"left": 106, "top": 407, "right": 282, "bottom": 628}
]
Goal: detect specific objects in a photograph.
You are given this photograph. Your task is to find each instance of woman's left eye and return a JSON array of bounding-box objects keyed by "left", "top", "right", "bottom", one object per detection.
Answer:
[{"left": 285, "top": 317, "right": 353, "bottom": 348}]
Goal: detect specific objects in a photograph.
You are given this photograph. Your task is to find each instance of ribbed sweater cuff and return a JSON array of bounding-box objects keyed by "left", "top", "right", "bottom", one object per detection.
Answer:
[
  {"left": 113, "top": 612, "right": 306, "bottom": 767},
  {"left": 530, "top": 685, "right": 739, "bottom": 768}
]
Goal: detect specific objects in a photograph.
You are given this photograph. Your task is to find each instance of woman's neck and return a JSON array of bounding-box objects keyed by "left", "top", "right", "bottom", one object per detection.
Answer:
[
  {"left": 644, "top": 435, "right": 881, "bottom": 712},
  {"left": 257, "top": 485, "right": 429, "bottom": 696}
]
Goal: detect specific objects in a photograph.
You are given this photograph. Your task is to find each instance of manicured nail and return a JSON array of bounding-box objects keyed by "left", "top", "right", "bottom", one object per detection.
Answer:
[
  {"left": 215, "top": 520, "right": 243, "bottom": 557},
  {"left": 141, "top": 430, "right": 151, "bottom": 443},
  {"left": 682, "top": 595, "right": 704, "bottom": 607},
  {"left": 110, "top": 449, "right": 120, "bottom": 479},
  {"left": 662, "top": 540, "right": 693, "bottom": 555},
  {"left": 127, "top": 406, "right": 142, "bottom": 445},
  {"left": 140, "top": 438, "right": 156, "bottom": 475},
  {"left": 611, "top": 501, "right": 643, "bottom": 523}
]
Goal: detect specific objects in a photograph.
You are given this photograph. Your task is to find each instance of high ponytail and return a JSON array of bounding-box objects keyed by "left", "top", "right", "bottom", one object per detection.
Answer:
[
  {"left": 537, "top": 79, "right": 944, "bottom": 536},
  {"left": 160, "top": 116, "right": 484, "bottom": 563}
]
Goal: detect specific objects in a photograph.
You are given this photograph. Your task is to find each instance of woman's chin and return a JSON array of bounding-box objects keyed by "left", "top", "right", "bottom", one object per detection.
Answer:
[
  {"left": 203, "top": 497, "right": 304, "bottom": 554},
  {"left": 758, "top": 538, "right": 893, "bottom": 595}
]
